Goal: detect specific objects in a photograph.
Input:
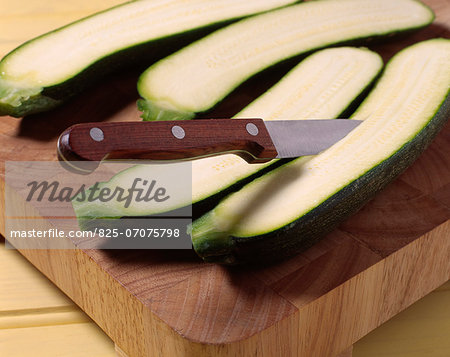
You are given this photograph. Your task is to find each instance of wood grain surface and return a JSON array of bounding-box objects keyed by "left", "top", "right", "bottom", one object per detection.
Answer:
[
  {"left": 2, "top": 235, "right": 449, "bottom": 357},
  {"left": 0, "top": 0, "right": 449, "bottom": 356}
]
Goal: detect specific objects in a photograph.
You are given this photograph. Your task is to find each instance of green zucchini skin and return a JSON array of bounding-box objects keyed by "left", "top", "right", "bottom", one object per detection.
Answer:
[
  {"left": 0, "top": 0, "right": 299, "bottom": 118},
  {"left": 138, "top": 0, "right": 434, "bottom": 121},
  {"left": 194, "top": 94, "right": 450, "bottom": 265},
  {"left": 138, "top": 28, "right": 427, "bottom": 123},
  {"left": 191, "top": 38, "right": 450, "bottom": 265},
  {"left": 0, "top": 26, "right": 228, "bottom": 118}
]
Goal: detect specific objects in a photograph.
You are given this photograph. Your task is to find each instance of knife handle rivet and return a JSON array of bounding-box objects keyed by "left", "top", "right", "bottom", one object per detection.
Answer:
[
  {"left": 89, "top": 127, "right": 104, "bottom": 142},
  {"left": 246, "top": 123, "right": 259, "bottom": 136},
  {"left": 171, "top": 125, "right": 185, "bottom": 139}
]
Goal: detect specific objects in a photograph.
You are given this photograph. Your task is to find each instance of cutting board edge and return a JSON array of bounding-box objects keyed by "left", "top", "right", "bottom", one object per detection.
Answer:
[{"left": 1, "top": 219, "right": 447, "bottom": 356}]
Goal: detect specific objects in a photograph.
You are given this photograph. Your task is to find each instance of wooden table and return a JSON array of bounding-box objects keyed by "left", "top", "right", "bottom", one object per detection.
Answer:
[{"left": 1, "top": 0, "right": 449, "bottom": 356}]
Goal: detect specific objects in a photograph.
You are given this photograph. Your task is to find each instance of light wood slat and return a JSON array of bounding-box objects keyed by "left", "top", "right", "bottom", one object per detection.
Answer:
[
  {"left": 354, "top": 281, "right": 450, "bottom": 357},
  {"left": 0, "top": 0, "right": 123, "bottom": 17},
  {"left": 0, "top": 323, "right": 116, "bottom": 357},
  {"left": 0, "top": 0, "right": 124, "bottom": 57},
  {"left": 0, "top": 242, "right": 73, "bottom": 311},
  {"left": 0, "top": 307, "right": 90, "bottom": 329}
]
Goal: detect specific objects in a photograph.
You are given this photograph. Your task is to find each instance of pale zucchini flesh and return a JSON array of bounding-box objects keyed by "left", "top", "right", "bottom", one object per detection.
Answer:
[
  {"left": 0, "top": 0, "right": 298, "bottom": 117},
  {"left": 192, "top": 47, "right": 382, "bottom": 204},
  {"left": 138, "top": 0, "right": 433, "bottom": 121},
  {"left": 72, "top": 47, "right": 382, "bottom": 222},
  {"left": 192, "top": 38, "right": 450, "bottom": 264}
]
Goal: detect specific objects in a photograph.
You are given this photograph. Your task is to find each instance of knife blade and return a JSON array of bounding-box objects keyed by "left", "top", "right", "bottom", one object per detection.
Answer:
[{"left": 57, "top": 118, "right": 361, "bottom": 171}]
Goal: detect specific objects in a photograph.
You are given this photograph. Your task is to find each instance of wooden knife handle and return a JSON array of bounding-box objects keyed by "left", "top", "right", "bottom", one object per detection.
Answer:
[{"left": 57, "top": 119, "right": 278, "bottom": 164}]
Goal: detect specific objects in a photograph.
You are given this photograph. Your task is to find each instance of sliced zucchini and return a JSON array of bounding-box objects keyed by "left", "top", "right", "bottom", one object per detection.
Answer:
[
  {"left": 137, "top": 0, "right": 433, "bottom": 121},
  {"left": 72, "top": 47, "right": 382, "bottom": 222},
  {"left": 191, "top": 38, "right": 450, "bottom": 264},
  {"left": 0, "top": 0, "right": 298, "bottom": 117}
]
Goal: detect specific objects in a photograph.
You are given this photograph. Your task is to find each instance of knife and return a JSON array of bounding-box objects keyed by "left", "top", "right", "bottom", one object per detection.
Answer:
[{"left": 57, "top": 118, "right": 361, "bottom": 172}]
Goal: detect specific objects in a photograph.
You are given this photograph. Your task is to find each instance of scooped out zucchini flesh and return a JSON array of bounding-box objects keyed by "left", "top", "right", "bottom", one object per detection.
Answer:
[
  {"left": 137, "top": 0, "right": 433, "bottom": 121},
  {"left": 0, "top": 0, "right": 299, "bottom": 117},
  {"left": 191, "top": 38, "right": 450, "bottom": 265},
  {"left": 72, "top": 47, "right": 382, "bottom": 225}
]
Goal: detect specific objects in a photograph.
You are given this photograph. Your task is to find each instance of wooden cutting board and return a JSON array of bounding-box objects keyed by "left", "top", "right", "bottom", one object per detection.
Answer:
[{"left": 0, "top": 0, "right": 449, "bottom": 356}]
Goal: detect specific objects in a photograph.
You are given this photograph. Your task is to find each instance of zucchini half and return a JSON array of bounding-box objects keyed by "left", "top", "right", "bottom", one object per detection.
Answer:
[
  {"left": 0, "top": 0, "right": 298, "bottom": 117},
  {"left": 191, "top": 38, "right": 450, "bottom": 264},
  {"left": 137, "top": 0, "right": 433, "bottom": 121},
  {"left": 72, "top": 47, "right": 382, "bottom": 223}
]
